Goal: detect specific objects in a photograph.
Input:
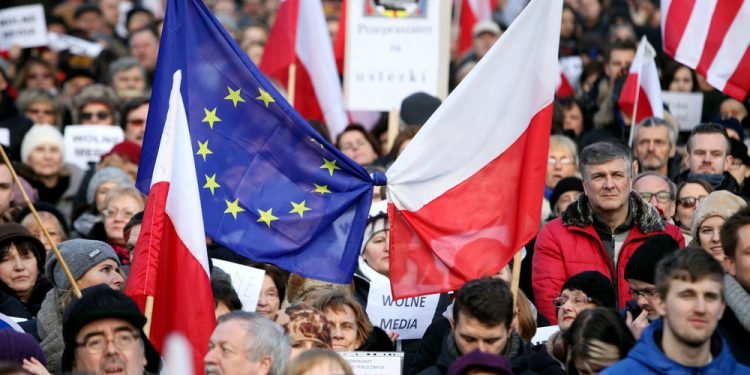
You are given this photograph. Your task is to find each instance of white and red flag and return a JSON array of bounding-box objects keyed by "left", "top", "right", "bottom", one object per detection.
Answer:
[
  {"left": 125, "top": 70, "right": 215, "bottom": 372},
  {"left": 661, "top": 0, "right": 750, "bottom": 100},
  {"left": 618, "top": 36, "right": 664, "bottom": 127},
  {"left": 386, "top": 0, "right": 561, "bottom": 299},
  {"left": 457, "top": 0, "right": 495, "bottom": 58},
  {"left": 260, "top": 0, "right": 349, "bottom": 137}
]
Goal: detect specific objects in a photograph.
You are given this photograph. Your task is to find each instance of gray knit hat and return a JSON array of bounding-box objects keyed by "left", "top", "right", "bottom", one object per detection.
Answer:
[
  {"left": 45, "top": 239, "right": 121, "bottom": 290},
  {"left": 690, "top": 190, "right": 747, "bottom": 240},
  {"left": 86, "top": 167, "right": 133, "bottom": 205}
]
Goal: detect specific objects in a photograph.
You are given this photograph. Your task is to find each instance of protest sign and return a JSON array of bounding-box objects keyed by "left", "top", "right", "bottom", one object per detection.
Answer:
[
  {"left": 212, "top": 259, "right": 266, "bottom": 312},
  {"left": 47, "top": 32, "right": 104, "bottom": 58},
  {"left": 531, "top": 325, "right": 559, "bottom": 345},
  {"left": 0, "top": 5, "right": 47, "bottom": 50},
  {"left": 341, "top": 352, "right": 403, "bottom": 375},
  {"left": 63, "top": 125, "right": 124, "bottom": 169},
  {"left": 344, "top": 0, "right": 450, "bottom": 111},
  {"left": 0, "top": 129, "right": 9, "bottom": 147},
  {"left": 366, "top": 281, "right": 439, "bottom": 340},
  {"left": 661, "top": 92, "right": 703, "bottom": 131}
]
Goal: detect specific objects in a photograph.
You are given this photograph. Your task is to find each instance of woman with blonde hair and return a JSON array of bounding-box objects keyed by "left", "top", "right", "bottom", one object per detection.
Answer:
[{"left": 284, "top": 349, "right": 353, "bottom": 375}]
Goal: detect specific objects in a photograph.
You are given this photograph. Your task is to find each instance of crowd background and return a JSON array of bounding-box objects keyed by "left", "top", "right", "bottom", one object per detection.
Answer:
[{"left": 0, "top": 0, "right": 749, "bottom": 374}]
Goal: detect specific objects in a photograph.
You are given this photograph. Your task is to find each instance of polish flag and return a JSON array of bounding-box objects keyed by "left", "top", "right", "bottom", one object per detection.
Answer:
[
  {"left": 125, "top": 71, "right": 215, "bottom": 372},
  {"left": 260, "top": 0, "right": 349, "bottom": 137},
  {"left": 618, "top": 36, "right": 664, "bottom": 125},
  {"left": 458, "top": 0, "right": 495, "bottom": 58},
  {"left": 557, "top": 67, "right": 575, "bottom": 99},
  {"left": 334, "top": 0, "right": 347, "bottom": 73},
  {"left": 662, "top": 0, "right": 750, "bottom": 100},
  {"left": 386, "top": 0, "right": 561, "bottom": 299}
]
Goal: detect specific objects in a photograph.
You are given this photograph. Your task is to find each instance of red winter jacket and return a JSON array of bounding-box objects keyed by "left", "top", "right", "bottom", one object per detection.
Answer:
[{"left": 532, "top": 193, "right": 685, "bottom": 324}]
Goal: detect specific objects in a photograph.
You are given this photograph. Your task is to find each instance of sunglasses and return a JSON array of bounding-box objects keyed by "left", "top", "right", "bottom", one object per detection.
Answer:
[
  {"left": 677, "top": 195, "right": 707, "bottom": 208},
  {"left": 81, "top": 111, "right": 112, "bottom": 121},
  {"left": 27, "top": 109, "right": 55, "bottom": 116}
]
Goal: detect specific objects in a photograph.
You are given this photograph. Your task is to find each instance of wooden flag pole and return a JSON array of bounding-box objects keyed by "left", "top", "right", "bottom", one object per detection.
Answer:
[
  {"left": 387, "top": 109, "right": 400, "bottom": 154},
  {"left": 288, "top": 63, "right": 297, "bottom": 107},
  {"left": 143, "top": 295, "right": 155, "bottom": 337},
  {"left": 0, "top": 146, "right": 81, "bottom": 299},
  {"left": 510, "top": 249, "right": 523, "bottom": 311}
]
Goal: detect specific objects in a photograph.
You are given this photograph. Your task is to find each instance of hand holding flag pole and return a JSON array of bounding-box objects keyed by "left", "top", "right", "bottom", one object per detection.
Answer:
[{"left": 0, "top": 146, "right": 82, "bottom": 298}]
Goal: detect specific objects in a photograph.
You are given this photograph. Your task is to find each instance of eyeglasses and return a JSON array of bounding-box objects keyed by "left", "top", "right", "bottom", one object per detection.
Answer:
[
  {"left": 27, "top": 109, "right": 55, "bottom": 116},
  {"left": 553, "top": 294, "right": 593, "bottom": 308},
  {"left": 28, "top": 73, "right": 52, "bottom": 80},
  {"left": 629, "top": 287, "right": 657, "bottom": 299},
  {"left": 81, "top": 111, "right": 112, "bottom": 121},
  {"left": 77, "top": 330, "right": 140, "bottom": 354},
  {"left": 547, "top": 157, "right": 575, "bottom": 166},
  {"left": 639, "top": 191, "right": 673, "bottom": 203},
  {"left": 677, "top": 195, "right": 707, "bottom": 208},
  {"left": 102, "top": 208, "right": 136, "bottom": 219}
]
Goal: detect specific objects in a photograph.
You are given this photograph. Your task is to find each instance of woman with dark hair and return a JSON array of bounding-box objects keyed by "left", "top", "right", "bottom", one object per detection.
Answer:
[
  {"left": 13, "top": 58, "right": 58, "bottom": 93},
  {"left": 662, "top": 60, "right": 699, "bottom": 93},
  {"left": 0, "top": 223, "right": 52, "bottom": 317},
  {"left": 245, "top": 262, "right": 288, "bottom": 320},
  {"left": 335, "top": 124, "right": 381, "bottom": 166},
  {"left": 564, "top": 308, "right": 635, "bottom": 374}
]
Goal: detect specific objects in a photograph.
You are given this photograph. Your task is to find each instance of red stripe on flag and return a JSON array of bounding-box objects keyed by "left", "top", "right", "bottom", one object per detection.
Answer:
[
  {"left": 696, "top": 0, "right": 743, "bottom": 75},
  {"left": 458, "top": 0, "right": 479, "bottom": 58},
  {"left": 663, "top": 0, "right": 696, "bottom": 56},
  {"left": 618, "top": 73, "right": 655, "bottom": 124},
  {"left": 389, "top": 105, "right": 552, "bottom": 299},
  {"left": 723, "top": 47, "right": 750, "bottom": 100},
  {"left": 334, "top": 0, "right": 347, "bottom": 73},
  {"left": 259, "top": 0, "right": 299, "bottom": 74}
]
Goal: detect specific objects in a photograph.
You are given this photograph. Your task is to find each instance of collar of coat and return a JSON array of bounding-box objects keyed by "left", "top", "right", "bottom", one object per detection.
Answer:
[{"left": 561, "top": 191, "right": 666, "bottom": 233}]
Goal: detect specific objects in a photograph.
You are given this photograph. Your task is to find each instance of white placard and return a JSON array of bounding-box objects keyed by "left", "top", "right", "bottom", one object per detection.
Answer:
[
  {"left": 560, "top": 56, "right": 583, "bottom": 89},
  {"left": 0, "top": 5, "right": 47, "bottom": 50},
  {"left": 341, "top": 352, "right": 403, "bottom": 375},
  {"left": 366, "top": 281, "right": 439, "bottom": 340},
  {"left": 212, "top": 259, "right": 266, "bottom": 312},
  {"left": 661, "top": 91, "right": 704, "bottom": 131},
  {"left": 0, "top": 128, "right": 9, "bottom": 147},
  {"left": 531, "top": 325, "right": 559, "bottom": 345},
  {"left": 63, "top": 125, "right": 124, "bottom": 169},
  {"left": 47, "top": 32, "right": 104, "bottom": 58},
  {"left": 344, "top": 0, "right": 450, "bottom": 111}
]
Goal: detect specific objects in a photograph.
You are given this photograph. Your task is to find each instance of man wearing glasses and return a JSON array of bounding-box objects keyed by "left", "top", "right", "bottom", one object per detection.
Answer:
[
  {"left": 61, "top": 284, "right": 161, "bottom": 375},
  {"left": 633, "top": 172, "right": 677, "bottom": 222}
]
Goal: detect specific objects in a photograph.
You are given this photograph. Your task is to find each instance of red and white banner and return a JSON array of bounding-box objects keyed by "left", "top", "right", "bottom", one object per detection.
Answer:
[
  {"left": 618, "top": 36, "right": 664, "bottom": 126},
  {"left": 662, "top": 0, "right": 750, "bottom": 100},
  {"left": 457, "top": 0, "right": 494, "bottom": 58},
  {"left": 125, "top": 71, "right": 215, "bottom": 372},
  {"left": 260, "top": 0, "right": 349, "bottom": 137},
  {"left": 386, "top": 0, "right": 560, "bottom": 299}
]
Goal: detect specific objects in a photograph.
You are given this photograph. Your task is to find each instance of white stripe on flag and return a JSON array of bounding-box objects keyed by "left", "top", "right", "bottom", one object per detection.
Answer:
[
  {"left": 705, "top": 1, "right": 750, "bottom": 91},
  {"left": 674, "top": 0, "right": 718, "bottom": 67}
]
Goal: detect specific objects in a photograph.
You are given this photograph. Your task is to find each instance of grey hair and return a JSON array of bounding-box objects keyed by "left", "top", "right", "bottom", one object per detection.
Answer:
[
  {"left": 74, "top": 83, "right": 121, "bottom": 125},
  {"left": 633, "top": 117, "right": 677, "bottom": 146},
  {"left": 217, "top": 311, "right": 290, "bottom": 375},
  {"left": 580, "top": 142, "right": 633, "bottom": 181},
  {"left": 550, "top": 134, "right": 579, "bottom": 165},
  {"left": 16, "top": 88, "right": 66, "bottom": 127},
  {"left": 633, "top": 171, "right": 677, "bottom": 199},
  {"left": 107, "top": 57, "right": 147, "bottom": 84}
]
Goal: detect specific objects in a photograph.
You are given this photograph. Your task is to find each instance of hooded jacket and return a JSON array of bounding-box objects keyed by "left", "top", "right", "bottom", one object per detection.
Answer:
[
  {"left": 533, "top": 192, "right": 684, "bottom": 323},
  {"left": 602, "top": 320, "right": 749, "bottom": 374}
]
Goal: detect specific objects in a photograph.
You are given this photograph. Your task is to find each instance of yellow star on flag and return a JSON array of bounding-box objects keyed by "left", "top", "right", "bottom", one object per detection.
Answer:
[
  {"left": 203, "top": 174, "right": 221, "bottom": 195},
  {"left": 312, "top": 184, "right": 331, "bottom": 194},
  {"left": 256, "top": 88, "right": 275, "bottom": 108},
  {"left": 224, "top": 87, "right": 246, "bottom": 107},
  {"left": 289, "top": 201, "right": 312, "bottom": 217},
  {"left": 202, "top": 107, "right": 221, "bottom": 129},
  {"left": 257, "top": 208, "right": 279, "bottom": 228},
  {"left": 224, "top": 199, "right": 245, "bottom": 219},
  {"left": 320, "top": 158, "right": 341, "bottom": 176},
  {"left": 196, "top": 140, "right": 213, "bottom": 161}
]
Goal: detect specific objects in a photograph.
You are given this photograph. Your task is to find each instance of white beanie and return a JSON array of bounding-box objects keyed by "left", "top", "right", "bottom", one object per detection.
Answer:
[
  {"left": 361, "top": 200, "right": 388, "bottom": 254},
  {"left": 20, "top": 125, "right": 65, "bottom": 163}
]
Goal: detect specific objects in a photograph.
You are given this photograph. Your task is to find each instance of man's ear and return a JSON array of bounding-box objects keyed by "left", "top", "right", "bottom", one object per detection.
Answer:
[
  {"left": 725, "top": 155, "right": 734, "bottom": 172},
  {"left": 260, "top": 356, "right": 273, "bottom": 375}
]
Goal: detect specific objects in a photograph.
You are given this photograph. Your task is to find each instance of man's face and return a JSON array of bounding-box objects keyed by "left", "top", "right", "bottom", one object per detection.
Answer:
[
  {"left": 583, "top": 158, "right": 632, "bottom": 215},
  {"left": 688, "top": 133, "right": 730, "bottom": 174},
  {"left": 129, "top": 31, "right": 159, "bottom": 71},
  {"left": 453, "top": 311, "right": 510, "bottom": 355},
  {"left": 113, "top": 68, "right": 146, "bottom": 98},
  {"left": 0, "top": 165, "right": 13, "bottom": 213},
  {"left": 205, "top": 320, "right": 271, "bottom": 375},
  {"left": 473, "top": 32, "right": 499, "bottom": 59},
  {"left": 635, "top": 126, "right": 674, "bottom": 172},
  {"left": 655, "top": 278, "right": 725, "bottom": 348},
  {"left": 633, "top": 174, "right": 675, "bottom": 220},
  {"left": 126, "top": 224, "right": 141, "bottom": 264},
  {"left": 628, "top": 279, "right": 660, "bottom": 320},
  {"left": 125, "top": 103, "right": 149, "bottom": 146},
  {"left": 606, "top": 48, "right": 635, "bottom": 83},
  {"left": 73, "top": 318, "right": 147, "bottom": 375},
  {"left": 727, "top": 224, "right": 750, "bottom": 292}
]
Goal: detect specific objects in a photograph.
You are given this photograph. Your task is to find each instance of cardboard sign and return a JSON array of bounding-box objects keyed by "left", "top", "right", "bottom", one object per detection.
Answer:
[
  {"left": 344, "top": 0, "right": 450, "bottom": 111},
  {"left": 212, "top": 259, "right": 266, "bottom": 312},
  {"left": 661, "top": 92, "right": 704, "bottom": 131},
  {"left": 47, "top": 32, "right": 104, "bottom": 58},
  {"left": 366, "top": 281, "right": 439, "bottom": 340},
  {"left": 63, "top": 125, "right": 124, "bottom": 169},
  {"left": 341, "top": 352, "right": 404, "bottom": 375},
  {"left": 0, "top": 5, "right": 47, "bottom": 49}
]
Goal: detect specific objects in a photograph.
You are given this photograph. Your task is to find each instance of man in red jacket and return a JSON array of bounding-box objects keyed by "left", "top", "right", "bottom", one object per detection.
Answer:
[{"left": 533, "top": 142, "right": 685, "bottom": 324}]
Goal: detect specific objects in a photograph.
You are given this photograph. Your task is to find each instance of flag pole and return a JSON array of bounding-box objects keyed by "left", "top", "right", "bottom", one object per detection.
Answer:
[
  {"left": 0, "top": 146, "right": 81, "bottom": 299},
  {"left": 387, "top": 109, "right": 399, "bottom": 154},
  {"left": 288, "top": 63, "right": 297, "bottom": 106},
  {"left": 143, "top": 295, "right": 155, "bottom": 337},
  {"left": 510, "top": 249, "right": 523, "bottom": 310}
]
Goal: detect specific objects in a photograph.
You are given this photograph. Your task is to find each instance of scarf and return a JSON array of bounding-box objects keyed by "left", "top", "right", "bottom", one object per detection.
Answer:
[{"left": 724, "top": 274, "right": 750, "bottom": 331}]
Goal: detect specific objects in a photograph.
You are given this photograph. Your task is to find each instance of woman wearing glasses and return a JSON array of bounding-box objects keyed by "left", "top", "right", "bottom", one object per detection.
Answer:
[
  {"left": 673, "top": 179, "right": 713, "bottom": 243},
  {"left": 73, "top": 84, "right": 120, "bottom": 126},
  {"left": 100, "top": 186, "right": 145, "bottom": 266}
]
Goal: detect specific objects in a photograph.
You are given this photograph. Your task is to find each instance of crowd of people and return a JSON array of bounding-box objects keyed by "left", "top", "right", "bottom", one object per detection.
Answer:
[{"left": 0, "top": 0, "right": 749, "bottom": 374}]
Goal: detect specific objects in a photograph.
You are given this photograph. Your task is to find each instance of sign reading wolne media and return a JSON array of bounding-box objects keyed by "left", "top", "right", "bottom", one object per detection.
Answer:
[
  {"left": 0, "top": 5, "right": 47, "bottom": 50},
  {"left": 344, "top": 0, "right": 450, "bottom": 111},
  {"left": 63, "top": 125, "right": 124, "bottom": 170},
  {"left": 366, "top": 281, "right": 439, "bottom": 340}
]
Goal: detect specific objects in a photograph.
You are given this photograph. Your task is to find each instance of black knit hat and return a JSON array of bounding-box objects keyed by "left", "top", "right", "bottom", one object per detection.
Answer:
[
  {"left": 400, "top": 92, "right": 442, "bottom": 127},
  {"left": 561, "top": 271, "right": 616, "bottom": 308},
  {"left": 550, "top": 177, "right": 584, "bottom": 212},
  {"left": 61, "top": 285, "right": 161, "bottom": 373},
  {"left": 0, "top": 223, "right": 46, "bottom": 274},
  {"left": 624, "top": 234, "right": 679, "bottom": 284}
]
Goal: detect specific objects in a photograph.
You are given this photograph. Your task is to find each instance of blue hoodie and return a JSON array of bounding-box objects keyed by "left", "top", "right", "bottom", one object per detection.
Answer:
[{"left": 603, "top": 320, "right": 750, "bottom": 374}]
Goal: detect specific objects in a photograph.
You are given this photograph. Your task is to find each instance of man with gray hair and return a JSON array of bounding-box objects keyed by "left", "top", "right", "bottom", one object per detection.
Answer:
[
  {"left": 633, "top": 171, "right": 677, "bottom": 222},
  {"left": 204, "top": 311, "right": 290, "bottom": 375},
  {"left": 632, "top": 117, "right": 679, "bottom": 180},
  {"left": 533, "top": 142, "right": 685, "bottom": 324}
]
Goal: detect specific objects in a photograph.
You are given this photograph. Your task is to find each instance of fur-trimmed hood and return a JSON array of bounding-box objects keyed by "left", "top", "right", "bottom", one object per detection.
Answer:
[{"left": 561, "top": 191, "right": 666, "bottom": 233}]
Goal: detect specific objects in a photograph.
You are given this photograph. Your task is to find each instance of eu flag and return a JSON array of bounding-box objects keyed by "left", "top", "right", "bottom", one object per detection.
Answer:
[{"left": 137, "top": 0, "right": 376, "bottom": 283}]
